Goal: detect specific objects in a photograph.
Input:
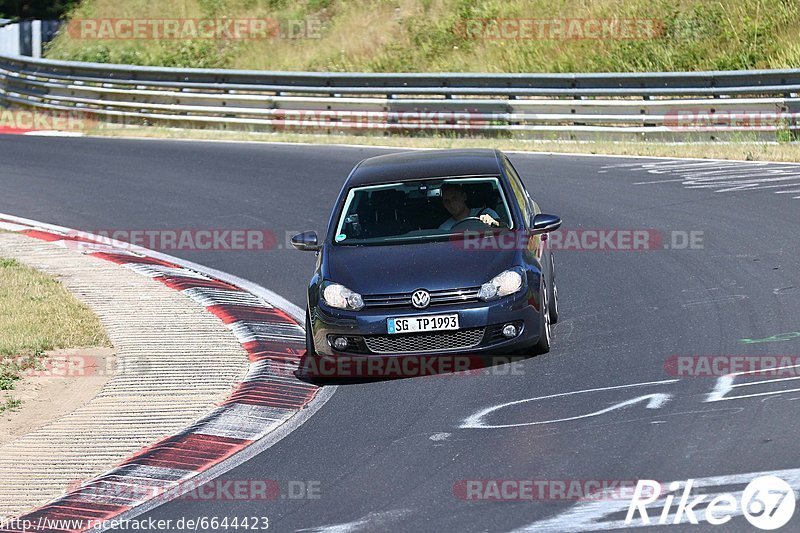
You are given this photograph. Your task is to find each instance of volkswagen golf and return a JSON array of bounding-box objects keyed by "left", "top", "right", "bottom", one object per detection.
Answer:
[{"left": 292, "top": 149, "right": 562, "bottom": 360}]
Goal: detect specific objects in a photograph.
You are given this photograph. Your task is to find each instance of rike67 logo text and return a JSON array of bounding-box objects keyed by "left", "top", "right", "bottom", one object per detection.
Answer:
[{"left": 626, "top": 476, "right": 796, "bottom": 530}]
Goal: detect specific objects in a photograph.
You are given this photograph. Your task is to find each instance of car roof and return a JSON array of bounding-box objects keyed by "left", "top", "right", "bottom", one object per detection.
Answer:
[{"left": 346, "top": 149, "right": 505, "bottom": 187}]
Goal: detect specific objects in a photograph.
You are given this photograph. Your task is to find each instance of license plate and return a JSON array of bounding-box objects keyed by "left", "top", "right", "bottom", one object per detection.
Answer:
[{"left": 387, "top": 314, "right": 459, "bottom": 334}]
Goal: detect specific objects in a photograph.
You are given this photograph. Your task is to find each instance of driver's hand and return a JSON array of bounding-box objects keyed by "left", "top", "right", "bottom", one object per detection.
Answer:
[{"left": 480, "top": 214, "right": 499, "bottom": 227}]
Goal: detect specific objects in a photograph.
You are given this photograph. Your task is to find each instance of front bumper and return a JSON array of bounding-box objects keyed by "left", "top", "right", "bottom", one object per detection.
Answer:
[{"left": 309, "top": 288, "right": 542, "bottom": 357}]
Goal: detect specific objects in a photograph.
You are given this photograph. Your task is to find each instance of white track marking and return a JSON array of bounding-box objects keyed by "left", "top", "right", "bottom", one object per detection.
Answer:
[
  {"left": 123, "top": 263, "right": 212, "bottom": 280},
  {"left": 512, "top": 467, "right": 800, "bottom": 532},
  {"left": 633, "top": 178, "right": 686, "bottom": 185},
  {"left": 460, "top": 380, "right": 678, "bottom": 429},
  {"left": 182, "top": 287, "right": 271, "bottom": 307},
  {"left": 23, "top": 130, "right": 85, "bottom": 137},
  {"left": 0, "top": 221, "right": 30, "bottom": 231},
  {"left": 706, "top": 363, "right": 800, "bottom": 402},
  {"left": 603, "top": 159, "right": 800, "bottom": 198},
  {"left": 228, "top": 320, "right": 305, "bottom": 343},
  {"left": 296, "top": 509, "right": 411, "bottom": 533},
  {"left": 682, "top": 295, "right": 748, "bottom": 308}
]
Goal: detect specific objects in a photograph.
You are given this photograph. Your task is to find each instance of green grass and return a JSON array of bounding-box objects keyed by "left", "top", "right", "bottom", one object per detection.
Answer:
[
  {"left": 46, "top": 0, "right": 800, "bottom": 72},
  {"left": 0, "top": 397, "right": 23, "bottom": 413},
  {"left": 0, "top": 257, "right": 109, "bottom": 391},
  {"left": 0, "top": 374, "right": 17, "bottom": 391}
]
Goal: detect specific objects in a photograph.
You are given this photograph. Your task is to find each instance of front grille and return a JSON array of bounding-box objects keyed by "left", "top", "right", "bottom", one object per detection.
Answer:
[
  {"left": 362, "top": 287, "right": 481, "bottom": 309},
  {"left": 364, "top": 328, "right": 485, "bottom": 354}
]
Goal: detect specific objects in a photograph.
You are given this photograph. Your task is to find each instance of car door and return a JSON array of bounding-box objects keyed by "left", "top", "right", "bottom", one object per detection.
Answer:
[{"left": 502, "top": 156, "right": 544, "bottom": 261}]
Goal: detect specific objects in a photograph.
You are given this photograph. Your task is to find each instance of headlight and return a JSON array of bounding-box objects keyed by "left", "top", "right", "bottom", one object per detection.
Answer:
[
  {"left": 478, "top": 269, "right": 524, "bottom": 301},
  {"left": 321, "top": 282, "right": 364, "bottom": 311}
]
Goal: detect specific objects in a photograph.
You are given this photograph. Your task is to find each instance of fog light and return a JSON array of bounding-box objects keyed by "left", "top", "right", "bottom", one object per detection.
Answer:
[
  {"left": 333, "top": 337, "right": 349, "bottom": 351},
  {"left": 502, "top": 324, "right": 518, "bottom": 338}
]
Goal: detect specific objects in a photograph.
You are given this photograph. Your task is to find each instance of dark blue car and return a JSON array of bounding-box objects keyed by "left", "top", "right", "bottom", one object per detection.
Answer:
[{"left": 292, "top": 149, "right": 562, "bottom": 362}]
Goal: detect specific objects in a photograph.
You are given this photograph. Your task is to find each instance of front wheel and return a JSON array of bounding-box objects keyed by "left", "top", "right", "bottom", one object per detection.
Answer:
[
  {"left": 298, "top": 307, "right": 328, "bottom": 384},
  {"left": 532, "top": 280, "right": 552, "bottom": 355},
  {"left": 548, "top": 253, "right": 559, "bottom": 324},
  {"left": 305, "top": 307, "right": 317, "bottom": 356}
]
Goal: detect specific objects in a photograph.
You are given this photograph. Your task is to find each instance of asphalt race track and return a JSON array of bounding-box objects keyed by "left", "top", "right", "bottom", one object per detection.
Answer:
[{"left": 1, "top": 136, "right": 799, "bottom": 532}]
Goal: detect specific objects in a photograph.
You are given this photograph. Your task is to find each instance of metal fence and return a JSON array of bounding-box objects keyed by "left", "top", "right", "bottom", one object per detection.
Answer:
[{"left": 2, "top": 52, "right": 799, "bottom": 140}]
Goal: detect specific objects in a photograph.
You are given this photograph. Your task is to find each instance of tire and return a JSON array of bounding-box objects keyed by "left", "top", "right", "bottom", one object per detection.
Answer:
[
  {"left": 305, "top": 307, "right": 317, "bottom": 356},
  {"left": 532, "top": 279, "right": 552, "bottom": 355},
  {"left": 300, "top": 307, "right": 328, "bottom": 384},
  {"left": 548, "top": 253, "right": 559, "bottom": 324}
]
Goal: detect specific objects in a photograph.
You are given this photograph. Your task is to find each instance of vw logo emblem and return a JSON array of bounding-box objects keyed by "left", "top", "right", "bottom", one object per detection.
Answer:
[{"left": 411, "top": 289, "right": 430, "bottom": 309}]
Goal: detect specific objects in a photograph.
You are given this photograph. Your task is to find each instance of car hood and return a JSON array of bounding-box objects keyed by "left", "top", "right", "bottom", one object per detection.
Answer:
[{"left": 324, "top": 239, "right": 519, "bottom": 294}]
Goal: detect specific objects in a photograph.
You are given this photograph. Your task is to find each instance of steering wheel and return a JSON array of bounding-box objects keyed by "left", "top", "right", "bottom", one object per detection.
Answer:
[{"left": 451, "top": 216, "right": 509, "bottom": 231}]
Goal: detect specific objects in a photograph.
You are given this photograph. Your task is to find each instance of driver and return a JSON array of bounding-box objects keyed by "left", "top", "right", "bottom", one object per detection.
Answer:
[{"left": 439, "top": 183, "right": 500, "bottom": 230}]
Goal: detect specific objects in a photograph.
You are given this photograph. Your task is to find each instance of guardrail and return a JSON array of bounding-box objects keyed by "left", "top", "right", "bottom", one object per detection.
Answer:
[{"left": 2, "top": 52, "right": 799, "bottom": 141}]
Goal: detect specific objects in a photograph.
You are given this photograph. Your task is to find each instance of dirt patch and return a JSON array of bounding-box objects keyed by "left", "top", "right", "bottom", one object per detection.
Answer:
[{"left": 0, "top": 347, "right": 115, "bottom": 446}]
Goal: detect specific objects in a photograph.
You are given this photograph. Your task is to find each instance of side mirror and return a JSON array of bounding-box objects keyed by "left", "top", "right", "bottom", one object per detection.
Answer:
[
  {"left": 291, "top": 231, "right": 321, "bottom": 251},
  {"left": 530, "top": 214, "right": 562, "bottom": 234}
]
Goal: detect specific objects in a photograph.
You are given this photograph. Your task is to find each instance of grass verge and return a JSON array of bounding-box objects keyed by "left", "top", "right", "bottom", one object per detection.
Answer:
[
  {"left": 47, "top": 0, "right": 800, "bottom": 73},
  {"left": 0, "top": 257, "right": 110, "bottom": 396},
  {"left": 87, "top": 125, "right": 800, "bottom": 163}
]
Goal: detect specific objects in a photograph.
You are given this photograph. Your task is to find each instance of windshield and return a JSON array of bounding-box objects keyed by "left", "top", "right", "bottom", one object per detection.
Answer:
[{"left": 333, "top": 177, "right": 513, "bottom": 246}]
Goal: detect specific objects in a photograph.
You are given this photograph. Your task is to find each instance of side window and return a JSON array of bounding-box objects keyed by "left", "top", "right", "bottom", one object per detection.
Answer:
[{"left": 502, "top": 157, "right": 532, "bottom": 226}]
